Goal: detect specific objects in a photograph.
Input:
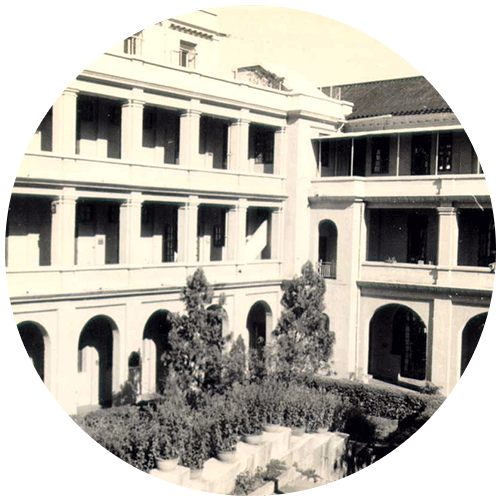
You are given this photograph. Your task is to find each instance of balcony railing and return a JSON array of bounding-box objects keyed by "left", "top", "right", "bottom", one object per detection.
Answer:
[
  {"left": 359, "top": 261, "right": 494, "bottom": 291},
  {"left": 318, "top": 261, "right": 336, "bottom": 279},
  {"left": 7, "top": 260, "right": 283, "bottom": 298},
  {"left": 310, "top": 174, "right": 489, "bottom": 201},
  {"left": 18, "top": 153, "right": 286, "bottom": 197}
]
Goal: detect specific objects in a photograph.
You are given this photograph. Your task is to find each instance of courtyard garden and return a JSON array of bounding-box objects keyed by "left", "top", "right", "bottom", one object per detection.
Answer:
[{"left": 74, "top": 262, "right": 444, "bottom": 492}]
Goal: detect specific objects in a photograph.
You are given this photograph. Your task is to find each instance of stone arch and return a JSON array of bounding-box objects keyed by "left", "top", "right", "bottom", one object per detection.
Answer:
[
  {"left": 77, "top": 315, "right": 119, "bottom": 410},
  {"left": 17, "top": 321, "right": 50, "bottom": 387},
  {"left": 246, "top": 300, "right": 272, "bottom": 351},
  {"left": 368, "top": 303, "right": 427, "bottom": 382},
  {"left": 318, "top": 219, "right": 338, "bottom": 279},
  {"left": 461, "top": 312, "right": 487, "bottom": 375},
  {"left": 142, "top": 310, "right": 173, "bottom": 395}
]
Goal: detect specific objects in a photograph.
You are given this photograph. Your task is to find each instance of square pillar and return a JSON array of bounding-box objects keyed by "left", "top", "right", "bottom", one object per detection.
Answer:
[
  {"left": 177, "top": 195, "right": 199, "bottom": 263},
  {"left": 227, "top": 199, "right": 248, "bottom": 261},
  {"left": 437, "top": 205, "right": 459, "bottom": 267},
  {"left": 52, "top": 88, "right": 78, "bottom": 156},
  {"left": 273, "top": 127, "right": 287, "bottom": 176},
  {"left": 51, "top": 187, "right": 77, "bottom": 267},
  {"left": 179, "top": 105, "right": 201, "bottom": 168},
  {"left": 121, "top": 90, "right": 145, "bottom": 162},
  {"left": 228, "top": 118, "right": 250, "bottom": 171},
  {"left": 270, "top": 206, "right": 284, "bottom": 260},
  {"left": 119, "top": 192, "right": 143, "bottom": 266}
]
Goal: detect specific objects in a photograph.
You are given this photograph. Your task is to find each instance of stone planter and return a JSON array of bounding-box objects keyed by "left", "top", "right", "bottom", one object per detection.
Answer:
[
  {"left": 217, "top": 449, "right": 238, "bottom": 463},
  {"left": 156, "top": 457, "right": 179, "bottom": 472},
  {"left": 264, "top": 424, "right": 282, "bottom": 432},
  {"left": 315, "top": 427, "right": 329, "bottom": 434},
  {"left": 190, "top": 467, "right": 204, "bottom": 480},
  {"left": 243, "top": 433, "right": 265, "bottom": 445}
]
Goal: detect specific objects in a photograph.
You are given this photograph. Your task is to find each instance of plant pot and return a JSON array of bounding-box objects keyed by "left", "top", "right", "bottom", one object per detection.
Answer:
[
  {"left": 156, "top": 457, "right": 179, "bottom": 472},
  {"left": 243, "top": 433, "right": 265, "bottom": 445},
  {"left": 291, "top": 426, "right": 306, "bottom": 437},
  {"left": 315, "top": 427, "right": 329, "bottom": 434},
  {"left": 264, "top": 424, "right": 282, "bottom": 432},
  {"left": 190, "top": 467, "right": 204, "bottom": 480},
  {"left": 217, "top": 449, "right": 238, "bottom": 463}
]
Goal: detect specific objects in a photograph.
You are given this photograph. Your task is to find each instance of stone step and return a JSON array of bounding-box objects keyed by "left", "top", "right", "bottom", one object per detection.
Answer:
[{"left": 149, "top": 427, "right": 348, "bottom": 495}]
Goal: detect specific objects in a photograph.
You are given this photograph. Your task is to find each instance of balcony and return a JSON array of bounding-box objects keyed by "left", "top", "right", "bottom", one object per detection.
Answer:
[
  {"left": 7, "top": 260, "right": 283, "bottom": 298},
  {"left": 310, "top": 174, "right": 490, "bottom": 202},
  {"left": 17, "top": 152, "right": 286, "bottom": 197},
  {"left": 359, "top": 262, "right": 494, "bottom": 292}
]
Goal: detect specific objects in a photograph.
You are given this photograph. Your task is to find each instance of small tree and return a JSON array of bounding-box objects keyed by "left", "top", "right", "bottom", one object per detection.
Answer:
[
  {"left": 162, "top": 268, "right": 227, "bottom": 395},
  {"left": 272, "top": 261, "right": 334, "bottom": 377}
]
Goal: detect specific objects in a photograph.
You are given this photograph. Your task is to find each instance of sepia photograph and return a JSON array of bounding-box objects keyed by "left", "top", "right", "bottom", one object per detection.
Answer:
[{"left": 1, "top": 1, "right": 498, "bottom": 499}]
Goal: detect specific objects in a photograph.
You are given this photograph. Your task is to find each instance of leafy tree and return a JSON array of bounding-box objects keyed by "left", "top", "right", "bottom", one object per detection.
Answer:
[
  {"left": 162, "top": 268, "right": 227, "bottom": 395},
  {"left": 272, "top": 261, "right": 334, "bottom": 377}
]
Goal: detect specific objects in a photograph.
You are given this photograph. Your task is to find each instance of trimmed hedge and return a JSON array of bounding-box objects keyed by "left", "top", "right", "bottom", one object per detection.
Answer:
[{"left": 305, "top": 376, "right": 444, "bottom": 420}]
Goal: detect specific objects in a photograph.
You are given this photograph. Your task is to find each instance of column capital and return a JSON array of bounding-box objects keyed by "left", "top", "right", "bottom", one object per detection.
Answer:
[
  {"left": 437, "top": 205, "right": 458, "bottom": 215},
  {"left": 180, "top": 109, "right": 202, "bottom": 118},
  {"left": 53, "top": 187, "right": 78, "bottom": 204},
  {"left": 61, "top": 88, "right": 79, "bottom": 97},
  {"left": 122, "top": 99, "right": 145, "bottom": 109},
  {"left": 122, "top": 193, "right": 144, "bottom": 208},
  {"left": 231, "top": 118, "right": 251, "bottom": 126}
]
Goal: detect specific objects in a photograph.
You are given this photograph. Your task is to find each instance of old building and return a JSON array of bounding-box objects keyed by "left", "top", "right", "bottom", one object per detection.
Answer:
[{"left": 7, "top": 10, "right": 492, "bottom": 414}]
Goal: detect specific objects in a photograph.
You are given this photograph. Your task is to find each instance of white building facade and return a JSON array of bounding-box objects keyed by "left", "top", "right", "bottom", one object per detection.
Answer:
[{"left": 7, "top": 11, "right": 493, "bottom": 414}]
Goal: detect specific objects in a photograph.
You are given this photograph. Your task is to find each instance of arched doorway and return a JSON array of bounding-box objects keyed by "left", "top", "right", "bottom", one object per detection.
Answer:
[
  {"left": 77, "top": 315, "right": 118, "bottom": 410},
  {"left": 461, "top": 313, "right": 487, "bottom": 375},
  {"left": 247, "top": 301, "right": 272, "bottom": 376},
  {"left": 17, "top": 321, "right": 49, "bottom": 384},
  {"left": 318, "top": 220, "right": 337, "bottom": 279},
  {"left": 142, "top": 310, "right": 172, "bottom": 395},
  {"left": 369, "top": 304, "right": 427, "bottom": 382}
]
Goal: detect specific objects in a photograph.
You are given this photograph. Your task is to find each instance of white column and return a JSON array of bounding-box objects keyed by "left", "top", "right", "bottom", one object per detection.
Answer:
[
  {"left": 177, "top": 195, "right": 199, "bottom": 263},
  {"left": 437, "top": 205, "right": 459, "bottom": 268},
  {"left": 273, "top": 127, "right": 287, "bottom": 176},
  {"left": 271, "top": 206, "right": 283, "bottom": 260},
  {"left": 227, "top": 199, "right": 247, "bottom": 261},
  {"left": 52, "top": 88, "right": 78, "bottom": 156},
  {"left": 349, "top": 199, "right": 367, "bottom": 378},
  {"left": 121, "top": 90, "right": 145, "bottom": 161},
  {"left": 228, "top": 118, "right": 250, "bottom": 171},
  {"left": 179, "top": 104, "right": 201, "bottom": 167},
  {"left": 51, "top": 187, "right": 77, "bottom": 267},
  {"left": 119, "top": 192, "right": 143, "bottom": 266}
]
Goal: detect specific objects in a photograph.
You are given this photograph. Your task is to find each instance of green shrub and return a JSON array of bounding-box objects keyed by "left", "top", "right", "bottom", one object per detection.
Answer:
[
  {"left": 340, "top": 407, "right": 377, "bottom": 443},
  {"left": 305, "top": 376, "right": 433, "bottom": 420}
]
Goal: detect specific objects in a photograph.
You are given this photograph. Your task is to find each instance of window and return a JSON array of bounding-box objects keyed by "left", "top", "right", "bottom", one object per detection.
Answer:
[
  {"left": 80, "top": 100, "right": 96, "bottom": 122},
  {"left": 179, "top": 41, "right": 197, "bottom": 69},
  {"left": 124, "top": 32, "right": 143, "bottom": 55},
  {"left": 254, "top": 128, "right": 274, "bottom": 164},
  {"left": 108, "top": 205, "right": 119, "bottom": 224},
  {"left": 213, "top": 224, "right": 225, "bottom": 248},
  {"left": 77, "top": 203, "right": 94, "bottom": 223},
  {"left": 478, "top": 217, "right": 495, "bottom": 267},
  {"left": 163, "top": 224, "right": 176, "bottom": 263},
  {"left": 407, "top": 214, "right": 428, "bottom": 264},
  {"left": 411, "top": 134, "right": 432, "bottom": 175},
  {"left": 438, "top": 133, "right": 453, "bottom": 172},
  {"left": 371, "top": 137, "right": 389, "bottom": 174}
]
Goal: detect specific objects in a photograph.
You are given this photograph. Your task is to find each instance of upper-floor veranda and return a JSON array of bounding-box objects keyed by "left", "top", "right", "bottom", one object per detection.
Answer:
[{"left": 309, "top": 125, "right": 488, "bottom": 202}]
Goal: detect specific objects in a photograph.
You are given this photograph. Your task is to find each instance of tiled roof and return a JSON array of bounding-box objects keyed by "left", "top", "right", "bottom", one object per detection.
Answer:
[{"left": 321, "top": 76, "right": 452, "bottom": 120}]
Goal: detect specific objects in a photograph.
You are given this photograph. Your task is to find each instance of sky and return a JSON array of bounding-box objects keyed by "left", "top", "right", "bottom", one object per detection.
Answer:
[{"left": 208, "top": 5, "right": 420, "bottom": 87}]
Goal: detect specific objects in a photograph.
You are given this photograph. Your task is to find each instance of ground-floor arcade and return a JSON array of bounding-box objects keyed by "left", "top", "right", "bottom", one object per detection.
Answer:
[
  {"left": 355, "top": 285, "right": 490, "bottom": 394},
  {"left": 12, "top": 280, "right": 282, "bottom": 415}
]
